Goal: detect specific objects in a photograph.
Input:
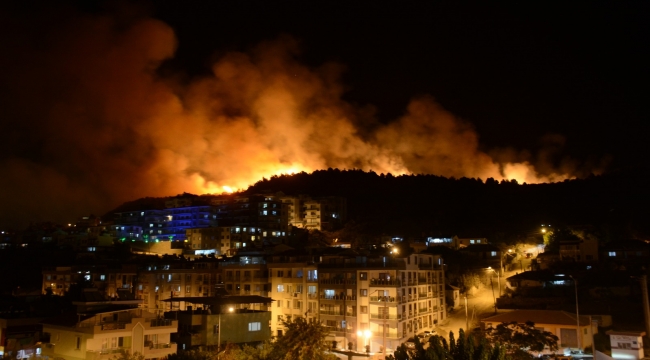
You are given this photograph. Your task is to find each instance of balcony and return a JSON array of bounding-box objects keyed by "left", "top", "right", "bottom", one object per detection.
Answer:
[
  {"left": 99, "top": 322, "right": 127, "bottom": 330},
  {"left": 320, "top": 310, "right": 357, "bottom": 317},
  {"left": 369, "top": 279, "right": 401, "bottom": 287},
  {"left": 418, "top": 293, "right": 428, "bottom": 299},
  {"left": 307, "top": 293, "right": 318, "bottom": 299},
  {"left": 320, "top": 294, "right": 357, "bottom": 301},
  {"left": 372, "top": 329, "right": 400, "bottom": 339},
  {"left": 370, "top": 296, "right": 396, "bottom": 303},
  {"left": 419, "top": 308, "right": 429, "bottom": 314},
  {"left": 319, "top": 279, "right": 356, "bottom": 286},
  {"left": 369, "top": 313, "right": 398, "bottom": 320},
  {"left": 150, "top": 318, "right": 174, "bottom": 327}
]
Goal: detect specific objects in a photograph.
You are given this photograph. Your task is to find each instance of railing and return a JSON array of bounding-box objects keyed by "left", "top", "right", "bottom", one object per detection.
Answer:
[
  {"left": 100, "top": 322, "right": 127, "bottom": 330},
  {"left": 419, "top": 308, "right": 429, "bottom": 313},
  {"left": 370, "top": 296, "right": 396, "bottom": 303},
  {"left": 308, "top": 293, "right": 318, "bottom": 299},
  {"left": 149, "top": 343, "right": 173, "bottom": 349},
  {"left": 372, "top": 330, "right": 399, "bottom": 338},
  {"left": 150, "top": 319, "right": 173, "bottom": 327},
  {"left": 319, "top": 279, "right": 356, "bottom": 285},
  {"left": 320, "top": 310, "right": 357, "bottom": 316},
  {"left": 324, "top": 326, "right": 353, "bottom": 334},
  {"left": 418, "top": 277, "right": 427, "bottom": 283},
  {"left": 369, "top": 313, "right": 399, "bottom": 320},
  {"left": 321, "top": 294, "right": 357, "bottom": 301},
  {"left": 369, "top": 279, "right": 401, "bottom": 287},
  {"left": 418, "top": 293, "right": 428, "bottom": 299},
  {"left": 93, "top": 347, "right": 128, "bottom": 355}
]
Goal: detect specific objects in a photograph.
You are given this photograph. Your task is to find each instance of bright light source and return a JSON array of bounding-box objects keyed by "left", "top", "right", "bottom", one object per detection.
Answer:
[
  {"left": 364, "top": 330, "right": 372, "bottom": 338},
  {"left": 228, "top": 307, "right": 234, "bottom": 312}
]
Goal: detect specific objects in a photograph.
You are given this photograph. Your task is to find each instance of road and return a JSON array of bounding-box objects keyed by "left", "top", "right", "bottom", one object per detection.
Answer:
[{"left": 436, "top": 254, "right": 535, "bottom": 339}]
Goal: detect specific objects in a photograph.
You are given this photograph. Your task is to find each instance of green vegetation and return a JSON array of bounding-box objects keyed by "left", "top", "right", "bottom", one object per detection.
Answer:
[{"left": 388, "top": 323, "right": 558, "bottom": 360}]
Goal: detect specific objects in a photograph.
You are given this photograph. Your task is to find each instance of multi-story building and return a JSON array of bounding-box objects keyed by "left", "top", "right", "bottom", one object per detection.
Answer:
[
  {"left": 317, "top": 250, "right": 445, "bottom": 353},
  {"left": 267, "top": 249, "right": 320, "bottom": 336},
  {"left": 42, "top": 265, "right": 138, "bottom": 298},
  {"left": 136, "top": 258, "right": 221, "bottom": 313},
  {"left": 163, "top": 295, "right": 273, "bottom": 351},
  {"left": 220, "top": 252, "right": 270, "bottom": 310},
  {"left": 41, "top": 307, "right": 177, "bottom": 360}
]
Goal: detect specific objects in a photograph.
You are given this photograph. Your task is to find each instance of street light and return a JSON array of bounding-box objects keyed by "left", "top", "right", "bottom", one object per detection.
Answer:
[
  {"left": 357, "top": 330, "right": 371, "bottom": 352},
  {"left": 217, "top": 306, "right": 235, "bottom": 359},
  {"left": 486, "top": 267, "right": 499, "bottom": 314},
  {"left": 568, "top": 275, "right": 581, "bottom": 352},
  {"left": 487, "top": 267, "right": 501, "bottom": 296}
]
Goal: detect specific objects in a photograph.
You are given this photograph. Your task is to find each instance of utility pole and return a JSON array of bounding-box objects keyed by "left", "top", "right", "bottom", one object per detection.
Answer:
[
  {"left": 638, "top": 275, "right": 650, "bottom": 338},
  {"left": 464, "top": 295, "right": 468, "bottom": 331}
]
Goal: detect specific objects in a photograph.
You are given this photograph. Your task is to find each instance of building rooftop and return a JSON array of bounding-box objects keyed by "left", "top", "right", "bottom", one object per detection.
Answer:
[{"left": 481, "top": 309, "right": 590, "bottom": 326}]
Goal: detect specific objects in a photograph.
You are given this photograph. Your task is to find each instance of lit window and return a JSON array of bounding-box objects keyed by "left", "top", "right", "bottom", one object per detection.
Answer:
[
  {"left": 608, "top": 251, "right": 616, "bottom": 257},
  {"left": 490, "top": 251, "right": 497, "bottom": 257},
  {"left": 277, "top": 285, "right": 285, "bottom": 293}
]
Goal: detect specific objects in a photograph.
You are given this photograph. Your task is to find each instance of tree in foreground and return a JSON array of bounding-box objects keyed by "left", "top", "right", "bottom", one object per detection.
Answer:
[
  {"left": 214, "top": 317, "right": 336, "bottom": 360},
  {"left": 484, "top": 321, "right": 559, "bottom": 357}
]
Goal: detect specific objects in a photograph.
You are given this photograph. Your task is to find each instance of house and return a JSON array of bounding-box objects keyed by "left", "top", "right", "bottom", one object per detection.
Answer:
[
  {"left": 41, "top": 307, "right": 177, "bottom": 360},
  {"left": 452, "top": 236, "right": 488, "bottom": 249},
  {"left": 559, "top": 237, "right": 599, "bottom": 262},
  {"left": 505, "top": 271, "right": 571, "bottom": 291},
  {"left": 601, "top": 240, "right": 650, "bottom": 271},
  {"left": 481, "top": 309, "right": 595, "bottom": 353},
  {"left": 458, "top": 244, "right": 502, "bottom": 270},
  {"left": 606, "top": 330, "right": 645, "bottom": 360}
]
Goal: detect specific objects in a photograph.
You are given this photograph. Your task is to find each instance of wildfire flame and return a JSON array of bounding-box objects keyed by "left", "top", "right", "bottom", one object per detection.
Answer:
[{"left": 0, "top": 9, "right": 595, "bottom": 226}]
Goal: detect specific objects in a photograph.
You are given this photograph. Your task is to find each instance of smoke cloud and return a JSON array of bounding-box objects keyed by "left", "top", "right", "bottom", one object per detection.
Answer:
[{"left": 0, "top": 6, "right": 586, "bottom": 227}]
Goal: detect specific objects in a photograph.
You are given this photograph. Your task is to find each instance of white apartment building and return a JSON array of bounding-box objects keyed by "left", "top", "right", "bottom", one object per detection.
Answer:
[
  {"left": 267, "top": 251, "right": 319, "bottom": 336},
  {"left": 41, "top": 308, "right": 177, "bottom": 360},
  {"left": 317, "top": 251, "right": 445, "bottom": 352}
]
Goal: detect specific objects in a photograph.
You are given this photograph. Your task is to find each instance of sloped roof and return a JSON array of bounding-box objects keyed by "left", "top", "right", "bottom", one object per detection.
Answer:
[
  {"left": 481, "top": 309, "right": 590, "bottom": 326},
  {"left": 505, "top": 270, "right": 568, "bottom": 282}
]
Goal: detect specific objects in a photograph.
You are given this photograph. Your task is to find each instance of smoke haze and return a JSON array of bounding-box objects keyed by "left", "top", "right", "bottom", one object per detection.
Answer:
[{"left": 0, "top": 6, "right": 590, "bottom": 227}]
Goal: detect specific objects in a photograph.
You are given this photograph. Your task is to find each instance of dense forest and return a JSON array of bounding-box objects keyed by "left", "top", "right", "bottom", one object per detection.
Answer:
[
  {"left": 110, "top": 166, "right": 650, "bottom": 244},
  {"left": 244, "top": 167, "right": 650, "bottom": 242}
]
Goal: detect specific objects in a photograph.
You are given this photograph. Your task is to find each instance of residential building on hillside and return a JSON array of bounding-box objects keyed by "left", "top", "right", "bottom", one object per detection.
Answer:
[
  {"left": 458, "top": 244, "right": 503, "bottom": 270},
  {"left": 481, "top": 310, "right": 595, "bottom": 354},
  {"left": 220, "top": 252, "right": 270, "bottom": 311},
  {"left": 267, "top": 250, "right": 320, "bottom": 336},
  {"left": 42, "top": 265, "right": 138, "bottom": 297},
  {"left": 559, "top": 237, "right": 599, "bottom": 262},
  {"left": 317, "top": 251, "right": 445, "bottom": 353},
  {"left": 452, "top": 236, "right": 488, "bottom": 249},
  {"left": 163, "top": 295, "right": 273, "bottom": 351},
  {"left": 136, "top": 258, "right": 221, "bottom": 314},
  {"left": 41, "top": 307, "right": 177, "bottom": 360}
]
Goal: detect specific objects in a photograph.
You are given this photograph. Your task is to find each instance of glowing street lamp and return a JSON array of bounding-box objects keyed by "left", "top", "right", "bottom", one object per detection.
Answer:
[
  {"left": 357, "top": 330, "right": 371, "bottom": 352},
  {"left": 217, "top": 306, "right": 235, "bottom": 359}
]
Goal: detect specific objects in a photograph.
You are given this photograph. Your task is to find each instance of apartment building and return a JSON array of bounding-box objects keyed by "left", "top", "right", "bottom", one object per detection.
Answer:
[
  {"left": 317, "top": 250, "right": 445, "bottom": 353},
  {"left": 42, "top": 265, "right": 137, "bottom": 297},
  {"left": 220, "top": 252, "right": 270, "bottom": 311},
  {"left": 136, "top": 258, "right": 221, "bottom": 313},
  {"left": 267, "top": 250, "right": 320, "bottom": 336},
  {"left": 41, "top": 307, "right": 177, "bottom": 360},
  {"left": 163, "top": 296, "right": 273, "bottom": 351}
]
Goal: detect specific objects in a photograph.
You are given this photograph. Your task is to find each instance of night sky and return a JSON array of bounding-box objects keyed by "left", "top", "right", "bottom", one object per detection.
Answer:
[{"left": 0, "top": 1, "right": 648, "bottom": 226}]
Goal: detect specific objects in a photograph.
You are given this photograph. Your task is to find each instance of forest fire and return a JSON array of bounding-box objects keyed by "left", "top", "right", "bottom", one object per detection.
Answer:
[{"left": 0, "top": 10, "right": 588, "bottom": 225}]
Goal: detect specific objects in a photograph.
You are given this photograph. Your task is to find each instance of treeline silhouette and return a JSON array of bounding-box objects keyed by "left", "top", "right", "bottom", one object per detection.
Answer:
[{"left": 245, "top": 167, "right": 650, "bottom": 242}]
